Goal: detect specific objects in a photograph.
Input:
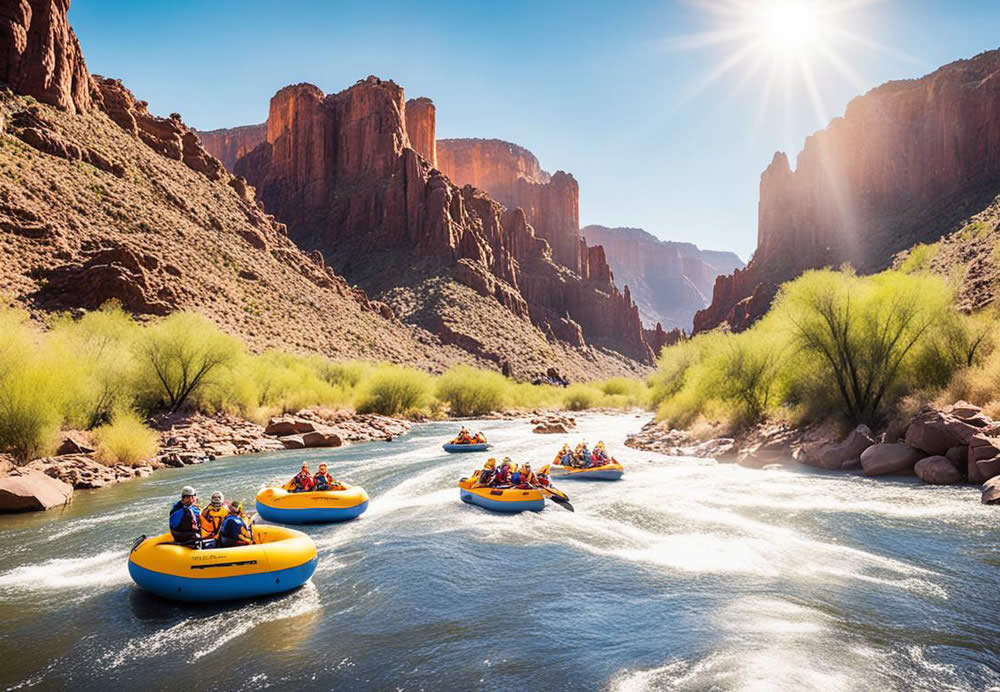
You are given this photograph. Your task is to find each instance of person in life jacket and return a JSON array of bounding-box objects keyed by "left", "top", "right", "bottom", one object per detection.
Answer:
[
  {"left": 219, "top": 501, "right": 255, "bottom": 548},
  {"left": 495, "top": 458, "right": 513, "bottom": 486},
  {"left": 578, "top": 442, "right": 591, "bottom": 467},
  {"left": 169, "top": 485, "right": 202, "bottom": 547},
  {"left": 475, "top": 458, "right": 498, "bottom": 487},
  {"left": 517, "top": 462, "right": 538, "bottom": 488},
  {"left": 200, "top": 491, "right": 229, "bottom": 544},
  {"left": 285, "top": 463, "right": 315, "bottom": 493},
  {"left": 453, "top": 426, "right": 472, "bottom": 444},
  {"left": 536, "top": 464, "right": 552, "bottom": 488},
  {"left": 473, "top": 431, "right": 486, "bottom": 444},
  {"left": 313, "top": 463, "right": 343, "bottom": 491},
  {"left": 592, "top": 441, "right": 610, "bottom": 466},
  {"left": 555, "top": 444, "right": 572, "bottom": 466}
]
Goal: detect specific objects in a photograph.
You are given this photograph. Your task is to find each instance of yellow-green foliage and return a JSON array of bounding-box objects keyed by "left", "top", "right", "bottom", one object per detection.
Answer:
[
  {"left": 436, "top": 366, "right": 507, "bottom": 416},
  {"left": 133, "top": 312, "right": 242, "bottom": 413},
  {"left": 505, "top": 382, "right": 564, "bottom": 410},
  {"left": 563, "top": 383, "right": 601, "bottom": 411},
  {"left": 0, "top": 308, "right": 63, "bottom": 462},
  {"left": 899, "top": 242, "right": 940, "bottom": 274},
  {"left": 93, "top": 408, "right": 159, "bottom": 467},
  {"left": 356, "top": 364, "right": 434, "bottom": 416},
  {"left": 650, "top": 268, "right": 963, "bottom": 429}
]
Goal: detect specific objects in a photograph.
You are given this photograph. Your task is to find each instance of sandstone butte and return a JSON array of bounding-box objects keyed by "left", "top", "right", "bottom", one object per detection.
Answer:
[
  {"left": 200, "top": 80, "right": 655, "bottom": 366},
  {"left": 0, "top": 0, "right": 649, "bottom": 381},
  {"left": 695, "top": 48, "right": 1000, "bottom": 334}
]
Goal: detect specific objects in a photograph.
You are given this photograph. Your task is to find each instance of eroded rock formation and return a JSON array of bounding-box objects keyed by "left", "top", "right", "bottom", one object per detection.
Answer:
[
  {"left": 437, "top": 138, "right": 582, "bottom": 272},
  {"left": 223, "top": 78, "right": 653, "bottom": 363},
  {"left": 405, "top": 97, "right": 435, "bottom": 167},
  {"left": 196, "top": 123, "right": 266, "bottom": 171},
  {"left": 697, "top": 48, "right": 1000, "bottom": 333},
  {"left": 583, "top": 225, "right": 744, "bottom": 330}
]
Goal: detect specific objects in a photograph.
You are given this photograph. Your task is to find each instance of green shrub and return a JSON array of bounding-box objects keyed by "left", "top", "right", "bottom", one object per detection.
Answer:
[
  {"left": 435, "top": 366, "right": 506, "bottom": 416},
  {"left": 133, "top": 313, "right": 242, "bottom": 413},
  {"left": 899, "top": 242, "right": 940, "bottom": 274},
  {"left": 93, "top": 408, "right": 159, "bottom": 466},
  {"left": 356, "top": 365, "right": 433, "bottom": 416},
  {"left": 563, "top": 383, "right": 601, "bottom": 411}
]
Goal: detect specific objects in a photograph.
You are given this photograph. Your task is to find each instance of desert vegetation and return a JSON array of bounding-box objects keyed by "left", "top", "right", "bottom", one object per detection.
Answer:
[
  {"left": 0, "top": 303, "right": 649, "bottom": 464},
  {"left": 649, "top": 268, "right": 996, "bottom": 433}
]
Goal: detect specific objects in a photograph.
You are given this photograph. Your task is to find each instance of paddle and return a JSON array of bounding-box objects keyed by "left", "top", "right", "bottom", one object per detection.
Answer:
[{"left": 540, "top": 485, "right": 574, "bottom": 512}]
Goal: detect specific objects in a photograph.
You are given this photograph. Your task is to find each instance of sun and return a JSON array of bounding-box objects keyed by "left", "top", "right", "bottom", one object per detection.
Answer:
[
  {"left": 664, "top": 0, "right": 899, "bottom": 129},
  {"left": 754, "top": 2, "right": 824, "bottom": 56}
]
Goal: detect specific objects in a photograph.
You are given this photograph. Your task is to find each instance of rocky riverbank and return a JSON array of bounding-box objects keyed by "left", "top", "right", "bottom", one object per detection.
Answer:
[
  {"left": 626, "top": 401, "right": 1000, "bottom": 504},
  {"left": 0, "top": 409, "right": 411, "bottom": 513}
]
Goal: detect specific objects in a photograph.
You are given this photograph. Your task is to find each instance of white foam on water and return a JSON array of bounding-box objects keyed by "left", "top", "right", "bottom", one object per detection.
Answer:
[
  {"left": 102, "top": 582, "right": 321, "bottom": 668},
  {"left": 0, "top": 550, "right": 128, "bottom": 594}
]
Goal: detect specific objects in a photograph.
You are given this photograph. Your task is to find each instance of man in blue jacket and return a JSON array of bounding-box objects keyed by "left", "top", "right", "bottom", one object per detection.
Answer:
[{"left": 169, "top": 486, "right": 202, "bottom": 547}]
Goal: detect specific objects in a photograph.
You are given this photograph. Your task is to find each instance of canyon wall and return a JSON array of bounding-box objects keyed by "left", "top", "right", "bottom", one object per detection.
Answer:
[
  {"left": 226, "top": 78, "right": 653, "bottom": 363},
  {"left": 196, "top": 123, "right": 266, "bottom": 171},
  {"left": 404, "top": 97, "right": 435, "bottom": 167},
  {"left": 697, "top": 48, "right": 1000, "bottom": 333},
  {"left": 437, "top": 138, "right": 582, "bottom": 272},
  {"left": 583, "top": 225, "right": 744, "bottom": 330}
]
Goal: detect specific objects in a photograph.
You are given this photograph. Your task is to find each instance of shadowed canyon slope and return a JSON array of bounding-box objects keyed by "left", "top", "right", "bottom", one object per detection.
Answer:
[
  {"left": 582, "top": 225, "right": 743, "bottom": 330},
  {"left": 0, "top": 0, "right": 653, "bottom": 380},
  {"left": 203, "top": 82, "right": 654, "bottom": 369},
  {"left": 696, "top": 48, "right": 1000, "bottom": 333}
]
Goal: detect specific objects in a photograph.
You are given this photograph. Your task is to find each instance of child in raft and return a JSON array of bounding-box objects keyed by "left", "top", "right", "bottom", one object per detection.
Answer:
[
  {"left": 313, "top": 463, "right": 344, "bottom": 491},
  {"left": 285, "top": 463, "right": 315, "bottom": 493}
]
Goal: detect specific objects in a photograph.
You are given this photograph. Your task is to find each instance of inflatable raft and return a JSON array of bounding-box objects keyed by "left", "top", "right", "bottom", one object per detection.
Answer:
[
  {"left": 443, "top": 442, "right": 491, "bottom": 453},
  {"left": 128, "top": 525, "right": 317, "bottom": 602},
  {"left": 458, "top": 478, "right": 545, "bottom": 513},
  {"left": 550, "top": 461, "right": 624, "bottom": 480},
  {"left": 255, "top": 485, "right": 369, "bottom": 524}
]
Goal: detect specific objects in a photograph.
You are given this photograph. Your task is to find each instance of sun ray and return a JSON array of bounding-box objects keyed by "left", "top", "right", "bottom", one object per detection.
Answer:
[
  {"left": 828, "top": 26, "right": 926, "bottom": 67},
  {"left": 679, "top": 42, "right": 761, "bottom": 104}
]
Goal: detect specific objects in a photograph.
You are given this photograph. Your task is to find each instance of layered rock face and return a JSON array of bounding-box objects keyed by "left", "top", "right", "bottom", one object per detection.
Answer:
[
  {"left": 437, "top": 138, "right": 582, "bottom": 272},
  {"left": 196, "top": 123, "right": 266, "bottom": 171},
  {"left": 583, "top": 225, "right": 744, "bottom": 330},
  {"left": 696, "top": 48, "right": 1000, "bottom": 333},
  {"left": 225, "top": 78, "right": 653, "bottom": 364},
  {"left": 1, "top": 0, "right": 93, "bottom": 114},
  {"left": 404, "top": 97, "right": 435, "bottom": 167}
]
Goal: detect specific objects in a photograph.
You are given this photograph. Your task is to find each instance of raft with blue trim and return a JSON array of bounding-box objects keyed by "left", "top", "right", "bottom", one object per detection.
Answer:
[
  {"left": 458, "top": 478, "right": 545, "bottom": 513},
  {"left": 128, "top": 524, "right": 317, "bottom": 602},
  {"left": 255, "top": 485, "right": 369, "bottom": 524},
  {"left": 550, "top": 461, "right": 624, "bottom": 480},
  {"left": 443, "top": 442, "right": 491, "bottom": 453}
]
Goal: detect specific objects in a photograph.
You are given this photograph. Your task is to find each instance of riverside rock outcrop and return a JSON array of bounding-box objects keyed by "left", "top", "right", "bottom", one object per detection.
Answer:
[
  {"left": 219, "top": 78, "right": 653, "bottom": 366},
  {"left": 582, "top": 225, "right": 744, "bottom": 329},
  {"left": 696, "top": 48, "right": 1000, "bottom": 333}
]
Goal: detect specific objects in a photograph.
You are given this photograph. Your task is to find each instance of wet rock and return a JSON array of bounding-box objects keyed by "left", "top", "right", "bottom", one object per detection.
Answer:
[
  {"left": 905, "top": 406, "right": 986, "bottom": 455},
  {"left": 0, "top": 471, "right": 73, "bottom": 512},
  {"left": 914, "top": 456, "right": 963, "bottom": 485},
  {"left": 803, "top": 425, "right": 874, "bottom": 470},
  {"left": 860, "top": 443, "right": 923, "bottom": 476},
  {"left": 264, "top": 415, "right": 316, "bottom": 436},
  {"left": 279, "top": 435, "right": 306, "bottom": 450},
  {"left": 967, "top": 434, "right": 1000, "bottom": 484},
  {"left": 982, "top": 476, "right": 1000, "bottom": 504},
  {"left": 840, "top": 457, "right": 863, "bottom": 471},
  {"left": 301, "top": 430, "right": 342, "bottom": 448}
]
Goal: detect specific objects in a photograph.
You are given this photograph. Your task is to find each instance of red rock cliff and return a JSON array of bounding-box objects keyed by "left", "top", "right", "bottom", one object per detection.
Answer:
[
  {"left": 437, "top": 138, "right": 582, "bottom": 272},
  {"left": 196, "top": 123, "right": 266, "bottom": 171},
  {"left": 1, "top": 0, "right": 93, "bottom": 114},
  {"left": 404, "top": 97, "right": 435, "bottom": 167},
  {"left": 232, "top": 77, "right": 653, "bottom": 363},
  {"left": 696, "top": 48, "right": 1000, "bottom": 333}
]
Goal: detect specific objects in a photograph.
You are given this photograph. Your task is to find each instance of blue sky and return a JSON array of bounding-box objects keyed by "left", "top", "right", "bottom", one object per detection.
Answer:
[{"left": 69, "top": 1, "right": 1000, "bottom": 260}]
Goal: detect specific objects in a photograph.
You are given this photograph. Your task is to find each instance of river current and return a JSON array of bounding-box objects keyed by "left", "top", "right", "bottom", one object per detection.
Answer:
[{"left": 0, "top": 414, "right": 998, "bottom": 690}]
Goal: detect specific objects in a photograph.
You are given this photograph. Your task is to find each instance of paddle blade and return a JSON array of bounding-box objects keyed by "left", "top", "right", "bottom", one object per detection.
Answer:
[{"left": 550, "top": 496, "right": 575, "bottom": 512}]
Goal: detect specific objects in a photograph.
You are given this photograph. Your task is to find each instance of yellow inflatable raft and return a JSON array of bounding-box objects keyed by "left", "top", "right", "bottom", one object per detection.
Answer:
[
  {"left": 128, "top": 524, "right": 317, "bottom": 602},
  {"left": 255, "top": 484, "right": 369, "bottom": 524},
  {"left": 550, "top": 461, "right": 624, "bottom": 480},
  {"left": 458, "top": 478, "right": 545, "bottom": 513}
]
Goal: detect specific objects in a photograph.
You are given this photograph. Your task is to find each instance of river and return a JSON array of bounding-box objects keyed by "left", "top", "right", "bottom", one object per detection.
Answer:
[{"left": 0, "top": 413, "right": 998, "bottom": 690}]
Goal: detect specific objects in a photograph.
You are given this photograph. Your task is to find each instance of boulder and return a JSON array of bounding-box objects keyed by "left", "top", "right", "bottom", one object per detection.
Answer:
[
  {"left": 967, "top": 435, "right": 1000, "bottom": 484},
  {"left": 982, "top": 476, "right": 1000, "bottom": 504},
  {"left": 904, "top": 407, "right": 984, "bottom": 455},
  {"left": 809, "top": 425, "right": 874, "bottom": 470},
  {"left": 945, "top": 446, "right": 968, "bottom": 467},
  {"left": 533, "top": 422, "right": 569, "bottom": 435},
  {"left": 301, "top": 430, "right": 342, "bottom": 448},
  {"left": 860, "top": 443, "right": 923, "bottom": 476},
  {"left": 264, "top": 416, "right": 316, "bottom": 436},
  {"left": 279, "top": 435, "right": 306, "bottom": 450},
  {"left": 976, "top": 456, "right": 1000, "bottom": 483},
  {"left": 840, "top": 457, "right": 862, "bottom": 471},
  {"left": 914, "top": 456, "right": 963, "bottom": 485},
  {"left": 55, "top": 430, "right": 95, "bottom": 456},
  {"left": 0, "top": 472, "right": 73, "bottom": 512}
]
